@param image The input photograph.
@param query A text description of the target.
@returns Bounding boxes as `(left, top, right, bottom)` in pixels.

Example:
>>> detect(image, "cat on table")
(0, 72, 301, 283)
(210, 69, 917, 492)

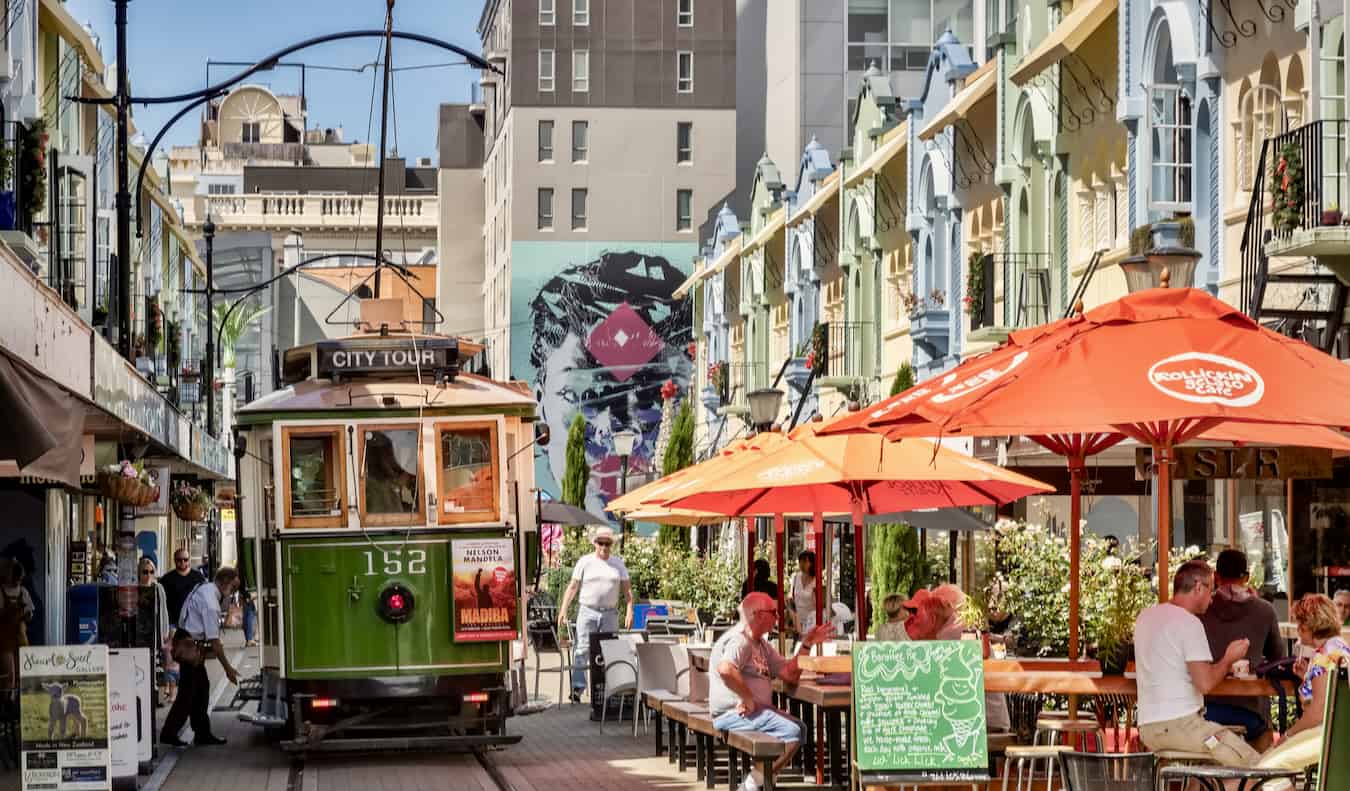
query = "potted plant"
(1324, 203, 1343, 227)
(0, 141, 14, 231)
(1271, 140, 1304, 235)
(785, 338, 812, 390)
(900, 289, 920, 315)
(171, 480, 213, 522)
(97, 460, 158, 507)
(708, 361, 728, 401)
(17, 121, 46, 226)
(91, 298, 108, 328)
(965, 251, 986, 319)
(929, 289, 947, 309)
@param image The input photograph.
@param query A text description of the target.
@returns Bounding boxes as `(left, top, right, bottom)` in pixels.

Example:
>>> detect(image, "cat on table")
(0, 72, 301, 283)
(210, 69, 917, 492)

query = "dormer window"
(242, 122, 261, 143)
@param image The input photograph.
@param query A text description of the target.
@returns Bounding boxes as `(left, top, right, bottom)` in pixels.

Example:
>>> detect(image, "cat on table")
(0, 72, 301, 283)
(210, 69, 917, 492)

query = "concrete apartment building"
(167, 85, 441, 400)
(476, 0, 736, 514)
(737, 0, 978, 205)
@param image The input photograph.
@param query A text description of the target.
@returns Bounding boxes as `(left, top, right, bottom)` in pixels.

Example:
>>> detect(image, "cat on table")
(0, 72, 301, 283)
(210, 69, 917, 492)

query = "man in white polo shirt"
(1135, 559, 1259, 766)
(557, 527, 633, 702)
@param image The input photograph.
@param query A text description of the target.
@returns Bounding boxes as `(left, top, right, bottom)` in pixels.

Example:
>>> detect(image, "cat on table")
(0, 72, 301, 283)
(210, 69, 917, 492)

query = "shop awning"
(741, 207, 785, 256)
(1010, 0, 1117, 86)
(673, 236, 743, 299)
(846, 121, 908, 187)
(787, 170, 840, 226)
(0, 351, 84, 488)
(919, 60, 996, 141)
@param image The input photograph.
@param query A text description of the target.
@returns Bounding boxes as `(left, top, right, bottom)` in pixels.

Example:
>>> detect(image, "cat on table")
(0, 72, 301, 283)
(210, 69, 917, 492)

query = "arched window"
(1147, 21, 1192, 213)
(1238, 83, 1286, 193)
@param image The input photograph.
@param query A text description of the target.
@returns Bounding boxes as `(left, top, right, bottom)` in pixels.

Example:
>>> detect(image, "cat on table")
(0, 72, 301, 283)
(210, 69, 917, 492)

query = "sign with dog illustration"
(19, 645, 111, 791)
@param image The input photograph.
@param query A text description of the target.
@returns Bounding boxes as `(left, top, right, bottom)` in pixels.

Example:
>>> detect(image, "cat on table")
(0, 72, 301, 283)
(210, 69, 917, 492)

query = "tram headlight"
(377, 583, 415, 624)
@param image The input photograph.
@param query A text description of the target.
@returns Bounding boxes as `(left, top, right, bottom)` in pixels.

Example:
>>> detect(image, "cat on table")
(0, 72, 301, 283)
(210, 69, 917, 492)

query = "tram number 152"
(363, 548, 428, 576)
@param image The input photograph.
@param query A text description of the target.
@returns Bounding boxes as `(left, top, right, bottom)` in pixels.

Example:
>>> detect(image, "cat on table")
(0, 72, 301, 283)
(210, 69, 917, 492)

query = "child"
(874, 593, 910, 641)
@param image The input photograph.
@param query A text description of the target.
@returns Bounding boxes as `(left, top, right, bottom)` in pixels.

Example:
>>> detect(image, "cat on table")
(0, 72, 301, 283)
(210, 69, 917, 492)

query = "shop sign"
(1134, 446, 1333, 480)
(19, 645, 111, 791)
(188, 425, 231, 479)
(450, 538, 517, 642)
(91, 337, 177, 452)
(107, 649, 151, 784)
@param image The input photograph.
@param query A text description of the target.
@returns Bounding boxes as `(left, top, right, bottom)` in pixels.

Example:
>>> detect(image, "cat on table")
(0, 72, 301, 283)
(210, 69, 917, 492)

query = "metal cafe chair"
(1056, 750, 1156, 791)
(527, 620, 575, 707)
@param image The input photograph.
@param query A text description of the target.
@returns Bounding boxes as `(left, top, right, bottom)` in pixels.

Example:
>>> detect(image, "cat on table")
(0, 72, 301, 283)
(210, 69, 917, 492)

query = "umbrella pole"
(747, 520, 756, 593)
(812, 511, 826, 788)
(1068, 454, 1085, 662)
(775, 513, 786, 654)
(853, 500, 867, 641)
(1157, 444, 1173, 602)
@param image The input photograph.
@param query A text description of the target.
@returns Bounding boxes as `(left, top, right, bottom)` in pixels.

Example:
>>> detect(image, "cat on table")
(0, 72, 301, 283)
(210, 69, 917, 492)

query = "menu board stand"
(851, 641, 990, 786)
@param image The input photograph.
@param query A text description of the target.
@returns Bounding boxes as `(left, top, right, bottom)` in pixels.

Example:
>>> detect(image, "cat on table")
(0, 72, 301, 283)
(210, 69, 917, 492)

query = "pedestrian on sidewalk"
(160, 550, 206, 627)
(160, 566, 241, 747)
(556, 527, 633, 703)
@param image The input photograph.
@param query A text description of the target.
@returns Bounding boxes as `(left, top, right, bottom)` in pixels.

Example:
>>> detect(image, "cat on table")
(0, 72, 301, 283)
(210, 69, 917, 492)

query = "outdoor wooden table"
(688, 647, 711, 673)
(774, 677, 852, 791)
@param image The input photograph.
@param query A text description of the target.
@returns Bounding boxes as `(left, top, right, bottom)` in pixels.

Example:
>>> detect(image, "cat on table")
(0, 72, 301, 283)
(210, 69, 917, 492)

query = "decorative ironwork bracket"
(1199, 0, 1296, 50)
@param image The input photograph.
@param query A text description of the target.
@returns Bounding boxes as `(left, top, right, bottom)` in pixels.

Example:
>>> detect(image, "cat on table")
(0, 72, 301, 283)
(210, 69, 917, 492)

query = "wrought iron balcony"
(823, 321, 873, 382)
(996, 252, 1053, 329)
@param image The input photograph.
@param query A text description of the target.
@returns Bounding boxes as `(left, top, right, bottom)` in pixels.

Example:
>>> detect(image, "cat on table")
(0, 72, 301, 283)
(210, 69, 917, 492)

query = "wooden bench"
(642, 690, 683, 757)
(663, 701, 706, 775)
(686, 710, 724, 788)
(723, 729, 791, 791)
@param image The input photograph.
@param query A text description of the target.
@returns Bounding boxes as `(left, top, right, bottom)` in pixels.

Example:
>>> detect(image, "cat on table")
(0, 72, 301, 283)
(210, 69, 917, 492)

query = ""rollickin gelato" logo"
(1147, 352, 1265, 407)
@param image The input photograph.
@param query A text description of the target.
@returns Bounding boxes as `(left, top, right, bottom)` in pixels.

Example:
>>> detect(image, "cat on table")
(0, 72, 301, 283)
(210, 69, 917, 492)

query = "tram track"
(284, 747, 516, 791)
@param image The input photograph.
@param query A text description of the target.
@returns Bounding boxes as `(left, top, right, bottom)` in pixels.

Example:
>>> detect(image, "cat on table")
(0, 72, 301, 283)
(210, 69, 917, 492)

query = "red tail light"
(463, 692, 489, 704)
(310, 698, 339, 709)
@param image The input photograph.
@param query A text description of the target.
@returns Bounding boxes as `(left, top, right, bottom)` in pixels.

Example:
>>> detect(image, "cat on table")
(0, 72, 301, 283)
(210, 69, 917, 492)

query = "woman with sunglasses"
(139, 559, 172, 701)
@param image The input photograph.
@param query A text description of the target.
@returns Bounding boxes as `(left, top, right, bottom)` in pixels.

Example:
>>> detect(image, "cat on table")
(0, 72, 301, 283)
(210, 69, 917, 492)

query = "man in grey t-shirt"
(710, 592, 833, 791)
(557, 527, 633, 701)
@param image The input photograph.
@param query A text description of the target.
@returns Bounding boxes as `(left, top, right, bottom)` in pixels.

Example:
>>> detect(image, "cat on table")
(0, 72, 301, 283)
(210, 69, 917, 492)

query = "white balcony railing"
(182, 193, 438, 230)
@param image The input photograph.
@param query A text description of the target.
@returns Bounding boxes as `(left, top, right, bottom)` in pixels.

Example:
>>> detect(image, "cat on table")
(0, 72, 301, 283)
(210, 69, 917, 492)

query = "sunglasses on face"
(140, 568, 154, 575)
(595, 541, 612, 547)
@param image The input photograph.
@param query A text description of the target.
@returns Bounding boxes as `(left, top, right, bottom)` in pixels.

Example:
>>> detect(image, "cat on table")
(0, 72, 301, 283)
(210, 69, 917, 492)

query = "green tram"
(235, 325, 539, 754)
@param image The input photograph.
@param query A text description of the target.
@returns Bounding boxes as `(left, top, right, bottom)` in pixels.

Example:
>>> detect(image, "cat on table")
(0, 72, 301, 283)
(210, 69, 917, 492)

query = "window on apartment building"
(573, 50, 590, 92)
(207, 183, 238, 195)
(538, 120, 554, 161)
(676, 122, 693, 163)
(572, 121, 589, 162)
(538, 188, 554, 229)
(574, 0, 590, 25)
(678, 0, 693, 26)
(571, 188, 588, 230)
(539, 49, 556, 92)
(845, 1, 973, 72)
(676, 189, 693, 231)
(677, 51, 694, 93)
(241, 121, 261, 143)
(540, 0, 556, 25)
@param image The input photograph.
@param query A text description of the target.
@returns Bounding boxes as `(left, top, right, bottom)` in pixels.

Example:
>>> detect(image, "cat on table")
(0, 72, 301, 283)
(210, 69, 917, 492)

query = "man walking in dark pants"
(161, 567, 241, 747)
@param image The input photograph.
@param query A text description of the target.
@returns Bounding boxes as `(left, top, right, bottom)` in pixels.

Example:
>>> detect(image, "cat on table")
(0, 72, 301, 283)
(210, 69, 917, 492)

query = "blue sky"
(66, 0, 483, 163)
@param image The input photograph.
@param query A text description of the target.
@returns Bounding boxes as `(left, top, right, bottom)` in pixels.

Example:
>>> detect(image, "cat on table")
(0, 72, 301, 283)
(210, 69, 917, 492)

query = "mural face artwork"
(513, 243, 695, 517)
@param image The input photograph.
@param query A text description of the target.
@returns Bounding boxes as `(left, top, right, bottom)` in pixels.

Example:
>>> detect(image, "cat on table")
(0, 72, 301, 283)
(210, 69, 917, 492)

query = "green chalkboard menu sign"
(851, 640, 989, 783)
(1318, 664, 1350, 791)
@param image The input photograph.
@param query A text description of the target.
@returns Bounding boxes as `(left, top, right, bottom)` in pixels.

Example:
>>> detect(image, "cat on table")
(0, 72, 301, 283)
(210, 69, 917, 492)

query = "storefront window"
(284, 427, 346, 527)
(436, 423, 500, 524)
(361, 427, 423, 523)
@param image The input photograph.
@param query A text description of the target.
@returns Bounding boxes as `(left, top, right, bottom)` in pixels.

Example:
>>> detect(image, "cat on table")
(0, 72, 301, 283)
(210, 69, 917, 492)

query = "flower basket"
(173, 500, 211, 522)
(137, 485, 161, 508)
(97, 471, 149, 506)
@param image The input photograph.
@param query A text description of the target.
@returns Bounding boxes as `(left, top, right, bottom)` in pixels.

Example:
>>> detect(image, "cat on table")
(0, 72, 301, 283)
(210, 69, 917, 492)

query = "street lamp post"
(747, 387, 785, 434)
(612, 429, 637, 550)
(203, 215, 216, 436)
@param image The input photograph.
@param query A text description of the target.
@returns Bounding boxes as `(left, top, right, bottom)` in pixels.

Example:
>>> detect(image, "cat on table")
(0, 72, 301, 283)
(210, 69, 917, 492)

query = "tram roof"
(236, 373, 535, 424)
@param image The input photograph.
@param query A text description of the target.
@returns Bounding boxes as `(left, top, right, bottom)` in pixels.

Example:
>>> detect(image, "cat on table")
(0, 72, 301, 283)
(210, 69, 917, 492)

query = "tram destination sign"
(317, 339, 458, 377)
(1134, 445, 1333, 480)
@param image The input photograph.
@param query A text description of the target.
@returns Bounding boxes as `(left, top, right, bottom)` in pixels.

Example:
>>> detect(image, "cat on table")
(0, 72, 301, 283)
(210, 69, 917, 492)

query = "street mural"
(511, 242, 695, 518)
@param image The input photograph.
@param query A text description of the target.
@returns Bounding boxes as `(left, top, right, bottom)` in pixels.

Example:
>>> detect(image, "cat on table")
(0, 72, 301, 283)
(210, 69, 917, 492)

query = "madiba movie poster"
(451, 538, 517, 642)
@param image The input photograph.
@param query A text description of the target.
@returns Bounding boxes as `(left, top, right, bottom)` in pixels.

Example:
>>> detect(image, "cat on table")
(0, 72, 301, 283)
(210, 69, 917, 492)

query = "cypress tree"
(868, 522, 923, 631)
(891, 361, 915, 396)
(659, 399, 695, 549)
(561, 414, 590, 509)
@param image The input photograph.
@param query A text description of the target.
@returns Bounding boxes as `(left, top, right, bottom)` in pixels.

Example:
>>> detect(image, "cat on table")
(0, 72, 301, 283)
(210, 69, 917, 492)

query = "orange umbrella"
(825, 287, 1350, 657)
(605, 431, 791, 514)
(663, 421, 1054, 639)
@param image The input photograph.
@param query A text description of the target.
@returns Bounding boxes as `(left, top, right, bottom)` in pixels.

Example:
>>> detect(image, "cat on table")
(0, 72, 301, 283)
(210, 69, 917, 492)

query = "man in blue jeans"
(710, 591, 833, 791)
(557, 527, 634, 702)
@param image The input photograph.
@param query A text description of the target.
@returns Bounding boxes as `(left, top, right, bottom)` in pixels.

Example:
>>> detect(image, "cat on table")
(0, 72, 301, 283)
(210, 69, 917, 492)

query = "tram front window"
(437, 423, 500, 523)
(290, 435, 342, 517)
(363, 428, 421, 516)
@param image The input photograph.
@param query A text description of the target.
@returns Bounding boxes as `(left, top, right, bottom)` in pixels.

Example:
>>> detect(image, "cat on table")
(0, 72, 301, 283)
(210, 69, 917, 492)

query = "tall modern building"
(737, 0, 977, 210)
(476, 0, 737, 515)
